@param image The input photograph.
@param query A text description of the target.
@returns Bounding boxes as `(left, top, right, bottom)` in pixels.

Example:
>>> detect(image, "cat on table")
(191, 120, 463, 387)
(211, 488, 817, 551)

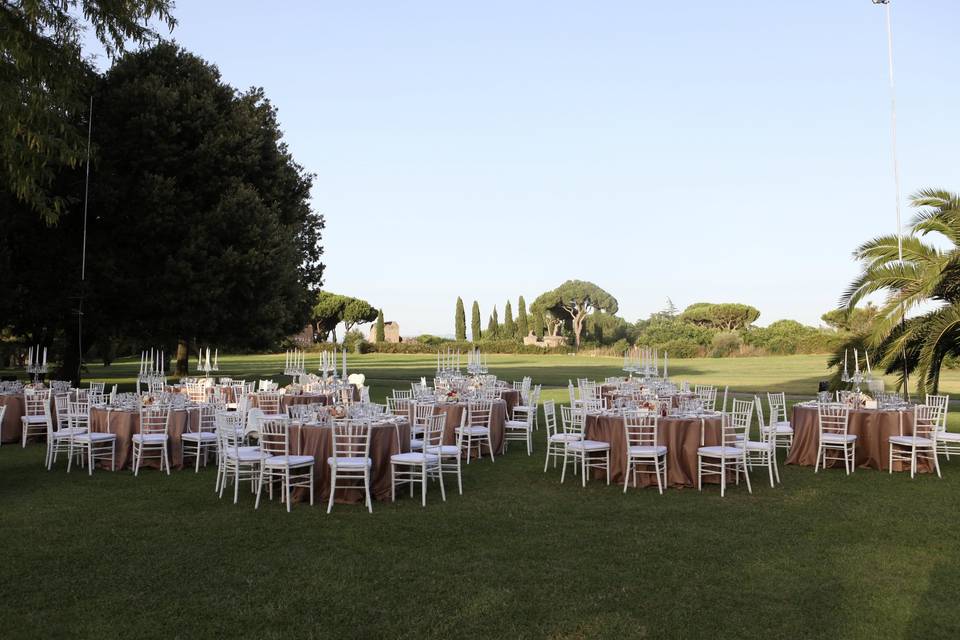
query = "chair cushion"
(889, 435, 934, 447)
(821, 433, 857, 444)
(762, 424, 794, 434)
(424, 444, 460, 456)
(627, 445, 667, 456)
(549, 433, 582, 443)
(327, 456, 372, 468)
(567, 439, 610, 452)
(459, 426, 490, 436)
(264, 455, 314, 467)
(938, 431, 960, 442)
(697, 445, 745, 457)
(52, 427, 86, 438)
(22, 415, 47, 424)
(391, 452, 439, 464)
(744, 440, 772, 451)
(226, 449, 268, 462)
(132, 433, 167, 444)
(410, 439, 424, 450)
(504, 420, 530, 430)
(74, 432, 116, 442)
(261, 413, 287, 421)
(181, 431, 217, 441)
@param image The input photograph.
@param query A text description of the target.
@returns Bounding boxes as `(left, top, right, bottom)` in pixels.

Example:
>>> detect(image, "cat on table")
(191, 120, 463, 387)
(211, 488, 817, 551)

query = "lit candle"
(865, 349, 871, 374)
(43, 347, 47, 366)
(214, 349, 218, 368)
(854, 349, 859, 373)
(27, 346, 32, 367)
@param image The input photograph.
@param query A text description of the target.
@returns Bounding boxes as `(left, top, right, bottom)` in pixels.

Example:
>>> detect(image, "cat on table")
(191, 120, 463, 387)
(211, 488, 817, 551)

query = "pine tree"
(487, 306, 499, 339)
(517, 296, 529, 338)
(375, 309, 385, 342)
(503, 300, 515, 339)
(455, 297, 466, 341)
(471, 301, 482, 342)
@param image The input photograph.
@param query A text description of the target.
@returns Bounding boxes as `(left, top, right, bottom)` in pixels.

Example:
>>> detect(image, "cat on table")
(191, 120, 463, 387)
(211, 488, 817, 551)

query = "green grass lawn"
(3, 353, 960, 638)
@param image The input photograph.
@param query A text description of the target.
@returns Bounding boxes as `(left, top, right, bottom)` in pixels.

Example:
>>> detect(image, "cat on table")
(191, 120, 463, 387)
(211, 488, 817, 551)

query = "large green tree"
(471, 301, 481, 342)
(375, 309, 385, 342)
(1, 0, 176, 224)
(839, 188, 960, 393)
(454, 297, 466, 341)
(90, 44, 324, 373)
(680, 303, 760, 331)
(342, 298, 377, 335)
(531, 280, 618, 347)
(487, 307, 499, 339)
(821, 303, 879, 334)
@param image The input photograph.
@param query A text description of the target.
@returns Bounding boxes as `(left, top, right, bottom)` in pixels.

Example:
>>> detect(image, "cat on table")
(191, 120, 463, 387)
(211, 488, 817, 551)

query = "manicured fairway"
(2, 353, 959, 638)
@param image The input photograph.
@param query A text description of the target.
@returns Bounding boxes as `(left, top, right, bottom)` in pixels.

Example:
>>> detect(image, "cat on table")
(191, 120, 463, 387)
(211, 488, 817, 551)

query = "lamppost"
(872, 0, 909, 398)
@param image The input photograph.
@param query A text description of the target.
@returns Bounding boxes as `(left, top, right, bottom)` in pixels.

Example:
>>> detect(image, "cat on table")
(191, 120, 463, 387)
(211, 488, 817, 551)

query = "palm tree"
(840, 189, 960, 393)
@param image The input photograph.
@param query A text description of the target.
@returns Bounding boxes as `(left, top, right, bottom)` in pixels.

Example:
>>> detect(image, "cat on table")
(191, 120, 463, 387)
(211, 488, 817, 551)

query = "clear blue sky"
(88, 1, 960, 336)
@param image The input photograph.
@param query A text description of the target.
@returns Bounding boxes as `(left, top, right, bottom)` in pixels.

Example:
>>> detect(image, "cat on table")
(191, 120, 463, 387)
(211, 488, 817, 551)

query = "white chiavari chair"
(410, 402, 436, 451)
(542, 400, 576, 472)
(512, 384, 541, 431)
(327, 419, 373, 513)
(66, 399, 115, 475)
(424, 413, 464, 495)
(181, 402, 218, 472)
(720, 386, 729, 414)
(745, 396, 780, 487)
(47, 392, 81, 470)
(133, 404, 171, 476)
(256, 417, 315, 511)
(697, 399, 752, 497)
(20, 388, 51, 447)
(216, 410, 267, 503)
(889, 404, 942, 479)
(926, 394, 956, 460)
(623, 411, 667, 494)
(391, 413, 445, 507)
(561, 406, 610, 487)
(504, 399, 535, 455)
(765, 392, 795, 450)
(88, 381, 105, 395)
(816, 403, 855, 475)
(457, 399, 495, 463)
(256, 391, 287, 422)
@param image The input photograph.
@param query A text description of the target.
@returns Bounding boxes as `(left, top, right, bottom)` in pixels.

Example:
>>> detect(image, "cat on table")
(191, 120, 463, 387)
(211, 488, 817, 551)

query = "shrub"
(660, 338, 702, 359)
(342, 329, 369, 354)
(710, 332, 742, 358)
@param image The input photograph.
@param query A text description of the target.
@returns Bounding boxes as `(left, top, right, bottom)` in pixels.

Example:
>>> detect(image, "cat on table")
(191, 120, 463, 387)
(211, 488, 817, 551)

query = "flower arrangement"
(445, 390, 459, 403)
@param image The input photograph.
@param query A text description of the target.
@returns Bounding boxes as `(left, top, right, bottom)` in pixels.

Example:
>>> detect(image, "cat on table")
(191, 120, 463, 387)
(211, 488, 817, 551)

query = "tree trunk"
(573, 312, 586, 348)
(176, 338, 189, 376)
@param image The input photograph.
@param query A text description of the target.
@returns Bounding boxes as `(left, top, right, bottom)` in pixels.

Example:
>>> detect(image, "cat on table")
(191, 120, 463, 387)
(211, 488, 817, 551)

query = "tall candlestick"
(854, 349, 859, 373)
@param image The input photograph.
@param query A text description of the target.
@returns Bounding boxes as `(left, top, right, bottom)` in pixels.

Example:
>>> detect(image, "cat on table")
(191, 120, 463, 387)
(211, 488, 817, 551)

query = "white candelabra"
(436, 348, 461, 374)
(841, 348, 873, 396)
(623, 346, 667, 379)
(198, 346, 219, 376)
(138, 348, 166, 390)
(25, 344, 48, 382)
(465, 348, 487, 375)
(319, 347, 349, 380)
(284, 348, 306, 378)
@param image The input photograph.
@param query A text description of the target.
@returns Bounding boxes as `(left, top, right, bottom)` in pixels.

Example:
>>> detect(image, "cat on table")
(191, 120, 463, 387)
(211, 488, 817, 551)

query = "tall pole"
(873, 0, 909, 397)
(77, 95, 93, 384)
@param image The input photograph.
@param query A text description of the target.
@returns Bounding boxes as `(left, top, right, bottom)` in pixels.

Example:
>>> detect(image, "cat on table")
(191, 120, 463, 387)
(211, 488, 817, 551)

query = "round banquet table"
(89, 406, 200, 470)
(599, 386, 694, 410)
(286, 418, 411, 504)
(785, 404, 930, 473)
(584, 412, 724, 488)
(0, 393, 26, 444)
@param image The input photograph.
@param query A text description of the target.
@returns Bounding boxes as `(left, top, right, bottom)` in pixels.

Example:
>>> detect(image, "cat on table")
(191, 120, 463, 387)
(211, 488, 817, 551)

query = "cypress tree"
(503, 300, 515, 339)
(517, 296, 528, 338)
(533, 308, 546, 339)
(375, 309, 385, 342)
(487, 306, 499, 339)
(471, 301, 482, 342)
(455, 297, 466, 341)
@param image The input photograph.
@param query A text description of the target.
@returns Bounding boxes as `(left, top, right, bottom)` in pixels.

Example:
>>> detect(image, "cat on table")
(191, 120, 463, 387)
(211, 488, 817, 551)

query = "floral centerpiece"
(445, 390, 459, 403)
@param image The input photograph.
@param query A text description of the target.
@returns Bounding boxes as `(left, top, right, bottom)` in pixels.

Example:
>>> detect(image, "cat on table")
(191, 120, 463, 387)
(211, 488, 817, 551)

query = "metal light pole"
(872, 0, 909, 397)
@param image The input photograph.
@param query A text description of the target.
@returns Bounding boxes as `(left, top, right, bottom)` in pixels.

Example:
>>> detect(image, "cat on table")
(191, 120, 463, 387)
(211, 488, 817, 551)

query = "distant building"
(290, 324, 314, 346)
(369, 321, 402, 343)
